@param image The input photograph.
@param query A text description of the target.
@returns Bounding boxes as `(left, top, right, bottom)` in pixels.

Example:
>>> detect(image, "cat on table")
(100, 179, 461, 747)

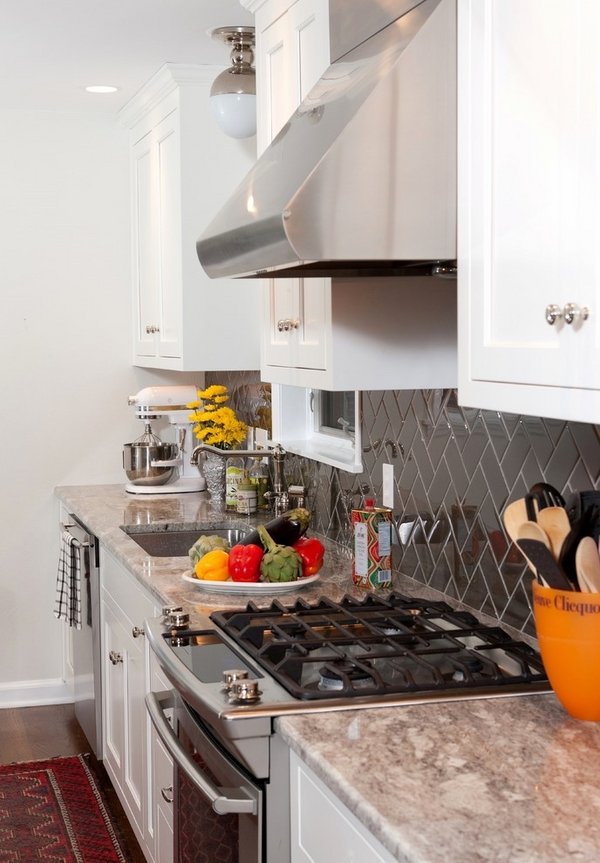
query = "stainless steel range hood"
(197, 0, 456, 279)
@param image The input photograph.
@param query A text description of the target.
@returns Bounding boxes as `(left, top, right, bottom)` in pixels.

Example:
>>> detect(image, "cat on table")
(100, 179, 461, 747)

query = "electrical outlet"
(255, 427, 268, 449)
(382, 463, 394, 509)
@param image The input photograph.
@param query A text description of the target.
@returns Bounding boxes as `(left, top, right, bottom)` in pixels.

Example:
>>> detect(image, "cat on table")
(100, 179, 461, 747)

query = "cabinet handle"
(109, 650, 123, 665)
(545, 304, 562, 325)
(563, 303, 589, 325)
(132, 626, 145, 639)
(145, 325, 160, 334)
(161, 785, 174, 804)
(276, 318, 300, 332)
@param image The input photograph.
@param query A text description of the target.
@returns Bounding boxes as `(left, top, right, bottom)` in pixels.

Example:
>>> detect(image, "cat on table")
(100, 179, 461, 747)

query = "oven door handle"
(145, 691, 257, 816)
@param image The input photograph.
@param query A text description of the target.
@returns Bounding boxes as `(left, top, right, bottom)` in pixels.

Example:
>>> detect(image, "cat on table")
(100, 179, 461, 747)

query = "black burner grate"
(210, 593, 548, 701)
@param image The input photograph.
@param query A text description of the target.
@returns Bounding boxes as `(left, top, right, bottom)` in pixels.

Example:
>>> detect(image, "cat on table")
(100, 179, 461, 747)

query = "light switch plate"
(382, 463, 394, 509)
(255, 427, 269, 449)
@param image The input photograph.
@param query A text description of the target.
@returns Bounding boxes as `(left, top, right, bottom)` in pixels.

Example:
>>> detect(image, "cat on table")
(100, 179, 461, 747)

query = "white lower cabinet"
(290, 752, 396, 863)
(100, 548, 172, 863)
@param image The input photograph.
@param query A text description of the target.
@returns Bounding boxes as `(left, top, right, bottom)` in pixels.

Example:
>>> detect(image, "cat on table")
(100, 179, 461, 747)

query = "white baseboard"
(0, 678, 74, 709)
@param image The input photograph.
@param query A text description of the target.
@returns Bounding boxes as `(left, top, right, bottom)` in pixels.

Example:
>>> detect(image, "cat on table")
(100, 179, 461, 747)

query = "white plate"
(181, 572, 320, 594)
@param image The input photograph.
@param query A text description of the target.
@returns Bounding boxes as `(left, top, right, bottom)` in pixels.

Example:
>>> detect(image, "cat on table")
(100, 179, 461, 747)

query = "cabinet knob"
(145, 324, 160, 334)
(109, 650, 123, 665)
(545, 304, 562, 325)
(563, 303, 589, 325)
(131, 626, 145, 639)
(277, 318, 300, 332)
(161, 786, 174, 804)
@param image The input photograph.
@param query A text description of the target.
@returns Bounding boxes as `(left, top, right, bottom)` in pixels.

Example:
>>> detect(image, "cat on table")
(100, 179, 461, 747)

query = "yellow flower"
(198, 385, 228, 401)
(188, 385, 247, 450)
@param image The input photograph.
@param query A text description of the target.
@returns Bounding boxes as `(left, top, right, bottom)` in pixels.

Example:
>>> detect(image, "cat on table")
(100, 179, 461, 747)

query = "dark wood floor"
(0, 703, 146, 862)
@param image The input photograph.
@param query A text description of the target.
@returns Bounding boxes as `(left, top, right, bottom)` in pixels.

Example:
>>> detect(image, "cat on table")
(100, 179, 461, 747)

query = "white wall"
(0, 109, 200, 704)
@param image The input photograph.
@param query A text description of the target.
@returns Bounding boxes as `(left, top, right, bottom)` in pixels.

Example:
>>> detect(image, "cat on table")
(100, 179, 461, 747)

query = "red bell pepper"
(292, 536, 325, 577)
(228, 543, 264, 582)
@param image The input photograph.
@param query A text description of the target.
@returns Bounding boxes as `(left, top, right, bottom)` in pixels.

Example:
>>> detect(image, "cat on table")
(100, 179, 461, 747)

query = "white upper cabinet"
(458, 0, 600, 422)
(250, 0, 457, 391)
(254, 0, 330, 153)
(254, 0, 333, 386)
(121, 64, 261, 371)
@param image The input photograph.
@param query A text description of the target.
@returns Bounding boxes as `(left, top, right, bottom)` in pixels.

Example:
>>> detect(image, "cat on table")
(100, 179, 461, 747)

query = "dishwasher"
(62, 514, 102, 758)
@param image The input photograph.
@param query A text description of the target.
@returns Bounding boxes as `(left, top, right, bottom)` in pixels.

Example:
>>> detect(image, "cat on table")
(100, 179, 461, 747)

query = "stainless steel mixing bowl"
(123, 442, 178, 486)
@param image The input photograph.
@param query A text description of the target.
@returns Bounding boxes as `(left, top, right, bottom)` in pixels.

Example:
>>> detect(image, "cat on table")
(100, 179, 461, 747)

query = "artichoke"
(188, 534, 230, 567)
(257, 524, 303, 583)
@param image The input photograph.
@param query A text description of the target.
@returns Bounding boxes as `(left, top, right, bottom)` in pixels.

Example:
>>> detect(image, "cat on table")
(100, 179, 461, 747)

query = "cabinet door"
(101, 597, 146, 841)
(288, 0, 330, 104)
(264, 279, 299, 366)
(258, 11, 293, 150)
(102, 600, 126, 788)
(155, 112, 182, 360)
(288, 0, 329, 372)
(101, 549, 156, 855)
(458, 0, 600, 419)
(132, 112, 182, 362)
(132, 132, 159, 358)
(295, 278, 328, 369)
(258, 0, 330, 378)
(290, 752, 396, 863)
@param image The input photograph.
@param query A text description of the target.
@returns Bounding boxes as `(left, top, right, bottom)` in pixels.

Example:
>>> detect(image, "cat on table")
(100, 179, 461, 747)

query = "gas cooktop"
(209, 592, 549, 702)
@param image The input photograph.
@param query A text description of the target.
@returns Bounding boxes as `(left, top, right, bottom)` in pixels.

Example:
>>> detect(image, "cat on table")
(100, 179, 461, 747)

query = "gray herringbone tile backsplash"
(210, 372, 600, 636)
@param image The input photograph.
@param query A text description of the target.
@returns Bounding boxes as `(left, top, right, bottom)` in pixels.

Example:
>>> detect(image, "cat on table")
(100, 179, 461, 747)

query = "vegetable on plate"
(257, 524, 303, 583)
(239, 508, 311, 550)
(293, 536, 325, 577)
(189, 534, 230, 566)
(193, 548, 230, 581)
(228, 544, 264, 583)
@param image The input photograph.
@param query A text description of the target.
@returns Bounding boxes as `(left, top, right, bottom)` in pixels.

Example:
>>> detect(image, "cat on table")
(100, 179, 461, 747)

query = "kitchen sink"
(121, 524, 250, 557)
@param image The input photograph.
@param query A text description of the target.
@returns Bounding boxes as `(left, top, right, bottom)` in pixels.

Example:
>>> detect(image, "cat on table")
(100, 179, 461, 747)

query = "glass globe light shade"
(209, 27, 256, 139)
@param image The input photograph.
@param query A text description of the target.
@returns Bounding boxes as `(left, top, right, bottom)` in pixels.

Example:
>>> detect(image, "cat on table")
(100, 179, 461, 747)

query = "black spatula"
(517, 539, 573, 590)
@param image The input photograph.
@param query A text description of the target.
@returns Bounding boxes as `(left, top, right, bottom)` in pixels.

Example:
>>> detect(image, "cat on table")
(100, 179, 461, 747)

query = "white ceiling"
(2, 0, 253, 113)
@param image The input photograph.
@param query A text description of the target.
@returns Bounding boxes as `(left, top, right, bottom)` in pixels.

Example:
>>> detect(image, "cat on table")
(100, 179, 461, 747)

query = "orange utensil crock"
(532, 579, 600, 721)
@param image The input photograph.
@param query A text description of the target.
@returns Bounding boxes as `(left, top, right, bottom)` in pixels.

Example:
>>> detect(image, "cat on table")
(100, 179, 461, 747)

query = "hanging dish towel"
(54, 530, 82, 629)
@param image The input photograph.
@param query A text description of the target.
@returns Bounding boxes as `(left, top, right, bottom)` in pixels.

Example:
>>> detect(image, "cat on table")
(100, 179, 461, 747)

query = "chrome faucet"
(190, 442, 289, 516)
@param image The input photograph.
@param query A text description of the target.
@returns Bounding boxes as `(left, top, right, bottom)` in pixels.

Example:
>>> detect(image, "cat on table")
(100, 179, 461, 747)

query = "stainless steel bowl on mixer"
(123, 442, 178, 486)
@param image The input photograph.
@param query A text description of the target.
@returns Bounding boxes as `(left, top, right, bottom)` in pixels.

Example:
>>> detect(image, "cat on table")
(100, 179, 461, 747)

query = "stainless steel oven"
(145, 592, 551, 863)
(146, 691, 265, 863)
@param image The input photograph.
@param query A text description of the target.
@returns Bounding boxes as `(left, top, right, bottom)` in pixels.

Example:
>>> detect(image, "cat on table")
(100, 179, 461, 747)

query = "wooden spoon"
(518, 521, 551, 547)
(503, 498, 529, 544)
(537, 506, 571, 560)
(575, 537, 600, 593)
(516, 521, 551, 584)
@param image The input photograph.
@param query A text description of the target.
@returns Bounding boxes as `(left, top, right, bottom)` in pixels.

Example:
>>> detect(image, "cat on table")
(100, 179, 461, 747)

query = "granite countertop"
(55, 484, 600, 863)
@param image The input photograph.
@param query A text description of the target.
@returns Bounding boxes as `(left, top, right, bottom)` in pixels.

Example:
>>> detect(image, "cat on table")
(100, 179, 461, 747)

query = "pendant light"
(209, 26, 256, 139)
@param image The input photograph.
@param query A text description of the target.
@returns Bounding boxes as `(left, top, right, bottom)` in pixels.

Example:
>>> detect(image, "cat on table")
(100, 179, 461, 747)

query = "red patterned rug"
(0, 754, 127, 862)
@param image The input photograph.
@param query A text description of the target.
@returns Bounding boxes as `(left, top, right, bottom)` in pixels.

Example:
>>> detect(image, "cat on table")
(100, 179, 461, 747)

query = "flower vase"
(202, 452, 226, 501)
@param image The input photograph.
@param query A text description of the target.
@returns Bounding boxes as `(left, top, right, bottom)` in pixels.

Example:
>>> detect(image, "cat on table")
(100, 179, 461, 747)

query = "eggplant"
(239, 508, 311, 549)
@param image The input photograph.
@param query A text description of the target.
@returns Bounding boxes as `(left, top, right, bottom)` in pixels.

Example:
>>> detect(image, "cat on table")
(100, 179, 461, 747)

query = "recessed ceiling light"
(85, 85, 119, 94)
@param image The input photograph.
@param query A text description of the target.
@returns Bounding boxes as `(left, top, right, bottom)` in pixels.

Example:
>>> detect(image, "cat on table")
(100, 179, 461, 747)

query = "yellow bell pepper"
(194, 548, 230, 581)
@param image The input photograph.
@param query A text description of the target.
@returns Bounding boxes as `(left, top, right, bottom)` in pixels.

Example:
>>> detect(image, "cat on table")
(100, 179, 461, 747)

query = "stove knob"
(222, 669, 249, 692)
(162, 605, 183, 619)
(229, 679, 262, 703)
(169, 611, 190, 629)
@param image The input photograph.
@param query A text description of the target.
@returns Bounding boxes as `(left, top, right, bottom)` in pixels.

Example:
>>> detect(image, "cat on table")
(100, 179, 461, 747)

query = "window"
(270, 384, 362, 473)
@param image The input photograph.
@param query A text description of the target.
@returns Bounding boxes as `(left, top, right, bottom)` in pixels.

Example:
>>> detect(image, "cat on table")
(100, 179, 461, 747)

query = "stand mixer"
(124, 385, 206, 494)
